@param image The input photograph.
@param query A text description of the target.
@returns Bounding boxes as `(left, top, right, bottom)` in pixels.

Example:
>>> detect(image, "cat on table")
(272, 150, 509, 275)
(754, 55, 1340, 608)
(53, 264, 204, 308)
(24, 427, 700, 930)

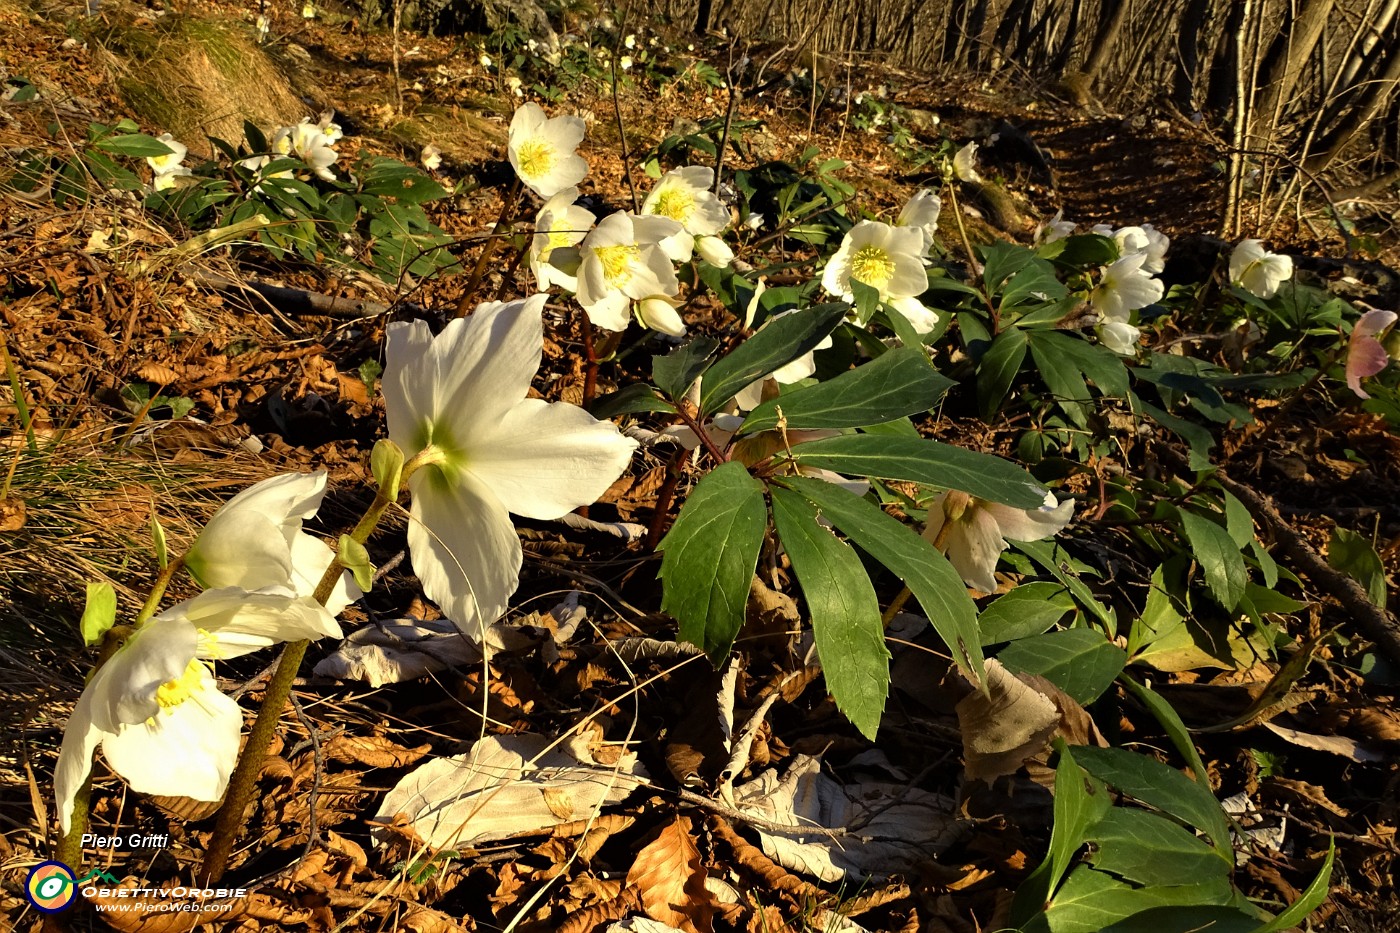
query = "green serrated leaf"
(1101, 906, 1261, 933)
(338, 535, 374, 593)
(770, 486, 889, 739)
(1327, 526, 1387, 607)
(1177, 508, 1247, 611)
(81, 582, 118, 647)
(997, 628, 1126, 704)
(1088, 807, 1227, 886)
(699, 303, 848, 413)
(978, 582, 1074, 644)
(780, 475, 983, 684)
(1031, 866, 1237, 933)
(92, 133, 176, 158)
(658, 462, 768, 662)
(740, 347, 951, 434)
(590, 382, 678, 418)
(1118, 675, 1211, 788)
(1030, 331, 1091, 428)
(1072, 745, 1233, 857)
(653, 336, 720, 401)
(790, 434, 1047, 508)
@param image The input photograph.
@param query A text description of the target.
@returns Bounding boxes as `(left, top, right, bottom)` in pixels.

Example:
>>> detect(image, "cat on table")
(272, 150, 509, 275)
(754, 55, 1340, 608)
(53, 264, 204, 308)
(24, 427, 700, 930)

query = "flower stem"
(200, 480, 399, 884)
(456, 178, 523, 317)
(882, 519, 954, 624)
(134, 555, 185, 627)
(644, 447, 689, 550)
(581, 314, 599, 408)
(55, 775, 92, 869)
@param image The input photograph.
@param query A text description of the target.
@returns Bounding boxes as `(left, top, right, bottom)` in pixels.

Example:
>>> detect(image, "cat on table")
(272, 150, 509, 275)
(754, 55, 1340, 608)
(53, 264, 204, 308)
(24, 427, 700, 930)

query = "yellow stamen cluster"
(154, 660, 207, 710)
(516, 138, 556, 179)
(594, 243, 640, 286)
(651, 185, 695, 223)
(850, 245, 896, 290)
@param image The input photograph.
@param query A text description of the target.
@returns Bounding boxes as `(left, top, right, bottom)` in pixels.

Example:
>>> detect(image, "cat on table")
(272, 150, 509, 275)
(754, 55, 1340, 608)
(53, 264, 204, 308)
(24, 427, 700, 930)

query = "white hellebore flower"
(383, 295, 636, 633)
(952, 141, 983, 183)
(1230, 239, 1293, 299)
(54, 589, 340, 834)
(1089, 251, 1164, 320)
(1037, 210, 1076, 244)
(147, 133, 191, 191)
(924, 490, 1074, 594)
(316, 110, 344, 145)
(641, 165, 730, 263)
(530, 187, 596, 292)
(897, 188, 941, 257)
(272, 121, 338, 182)
(421, 143, 443, 172)
(184, 471, 361, 618)
(823, 220, 939, 333)
(507, 102, 588, 199)
(1092, 223, 1170, 274)
(576, 211, 682, 331)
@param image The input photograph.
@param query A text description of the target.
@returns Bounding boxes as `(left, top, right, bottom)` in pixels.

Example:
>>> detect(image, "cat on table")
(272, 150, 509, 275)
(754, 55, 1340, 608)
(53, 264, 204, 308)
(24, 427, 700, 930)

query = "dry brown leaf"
(626, 815, 718, 933)
(956, 660, 1061, 783)
(133, 362, 181, 385)
(543, 786, 576, 820)
(144, 794, 223, 821)
(325, 734, 432, 769)
(402, 907, 473, 932)
(0, 496, 26, 531)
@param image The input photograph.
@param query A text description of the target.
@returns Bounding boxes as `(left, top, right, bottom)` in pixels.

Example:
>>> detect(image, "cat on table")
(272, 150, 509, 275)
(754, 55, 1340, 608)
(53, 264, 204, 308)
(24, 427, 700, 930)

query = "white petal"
(889, 295, 941, 334)
(101, 669, 242, 803)
(288, 530, 361, 614)
(1099, 321, 1141, 355)
(697, 235, 734, 267)
(407, 470, 522, 632)
(983, 494, 1074, 542)
(185, 509, 292, 591)
(95, 617, 200, 729)
(55, 687, 104, 834)
(945, 509, 1004, 594)
(469, 398, 636, 519)
(166, 586, 343, 659)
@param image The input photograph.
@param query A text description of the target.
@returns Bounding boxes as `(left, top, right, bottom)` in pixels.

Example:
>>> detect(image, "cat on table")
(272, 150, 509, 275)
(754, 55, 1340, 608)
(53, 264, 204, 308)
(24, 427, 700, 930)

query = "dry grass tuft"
(88, 12, 304, 150)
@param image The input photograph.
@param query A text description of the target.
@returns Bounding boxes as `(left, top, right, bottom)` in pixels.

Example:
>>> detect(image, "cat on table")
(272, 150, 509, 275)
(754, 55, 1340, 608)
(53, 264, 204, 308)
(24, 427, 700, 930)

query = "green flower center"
(850, 245, 895, 290)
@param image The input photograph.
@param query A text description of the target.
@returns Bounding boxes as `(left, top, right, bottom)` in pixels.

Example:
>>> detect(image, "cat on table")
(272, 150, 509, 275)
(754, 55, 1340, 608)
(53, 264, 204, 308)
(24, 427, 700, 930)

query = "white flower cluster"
(507, 102, 736, 338)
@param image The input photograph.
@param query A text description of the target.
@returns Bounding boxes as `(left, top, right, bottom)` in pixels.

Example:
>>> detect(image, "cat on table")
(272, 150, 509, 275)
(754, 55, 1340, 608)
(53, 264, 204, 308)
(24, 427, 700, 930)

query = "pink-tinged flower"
(923, 491, 1074, 594)
(1346, 308, 1397, 399)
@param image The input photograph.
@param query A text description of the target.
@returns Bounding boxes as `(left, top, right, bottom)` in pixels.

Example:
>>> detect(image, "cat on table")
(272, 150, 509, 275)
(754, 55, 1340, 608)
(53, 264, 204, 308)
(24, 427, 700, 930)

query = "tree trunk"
(1173, 0, 1211, 108)
(1080, 0, 1132, 82)
(1253, 0, 1336, 131)
(1308, 34, 1400, 171)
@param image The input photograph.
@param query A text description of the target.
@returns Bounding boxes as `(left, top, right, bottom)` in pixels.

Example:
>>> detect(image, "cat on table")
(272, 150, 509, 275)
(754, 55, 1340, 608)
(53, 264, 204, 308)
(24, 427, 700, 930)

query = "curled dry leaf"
(374, 733, 649, 848)
(313, 617, 484, 687)
(325, 734, 433, 769)
(0, 497, 25, 531)
(402, 907, 474, 932)
(956, 659, 1062, 783)
(134, 362, 182, 385)
(730, 755, 962, 883)
(625, 815, 718, 933)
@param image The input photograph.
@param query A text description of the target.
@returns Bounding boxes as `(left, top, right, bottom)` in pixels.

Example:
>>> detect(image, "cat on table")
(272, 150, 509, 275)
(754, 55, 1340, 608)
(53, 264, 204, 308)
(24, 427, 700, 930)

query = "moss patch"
(88, 12, 305, 151)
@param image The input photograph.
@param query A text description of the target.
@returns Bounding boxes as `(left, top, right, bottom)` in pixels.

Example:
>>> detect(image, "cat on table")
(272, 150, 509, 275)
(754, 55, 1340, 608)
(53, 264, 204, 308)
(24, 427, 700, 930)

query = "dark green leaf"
(1117, 675, 1212, 791)
(977, 326, 1029, 421)
(1047, 233, 1119, 269)
(780, 475, 983, 683)
(978, 582, 1074, 645)
(658, 462, 768, 662)
(1014, 539, 1115, 626)
(770, 486, 890, 739)
(699, 303, 848, 414)
(1012, 743, 1112, 924)
(982, 241, 1038, 293)
(997, 628, 1126, 704)
(653, 336, 720, 401)
(740, 347, 951, 434)
(790, 434, 1047, 508)
(92, 133, 176, 158)
(1088, 807, 1227, 886)
(1072, 746, 1233, 857)
(590, 382, 678, 418)
(1031, 867, 1236, 933)
(1001, 258, 1068, 308)
(1102, 906, 1261, 933)
(1327, 527, 1386, 607)
(1030, 332, 1091, 428)
(1177, 508, 1247, 611)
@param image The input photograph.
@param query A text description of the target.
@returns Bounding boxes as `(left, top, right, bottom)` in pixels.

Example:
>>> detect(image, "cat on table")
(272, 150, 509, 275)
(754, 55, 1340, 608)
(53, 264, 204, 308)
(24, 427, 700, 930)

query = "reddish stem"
(644, 447, 689, 549)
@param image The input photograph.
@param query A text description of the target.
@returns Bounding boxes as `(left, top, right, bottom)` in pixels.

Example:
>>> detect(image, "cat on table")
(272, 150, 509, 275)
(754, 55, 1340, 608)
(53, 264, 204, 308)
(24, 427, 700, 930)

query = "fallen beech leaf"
(1262, 722, 1385, 761)
(375, 733, 648, 848)
(325, 734, 432, 769)
(957, 660, 1061, 782)
(402, 907, 472, 932)
(732, 754, 962, 883)
(626, 815, 717, 933)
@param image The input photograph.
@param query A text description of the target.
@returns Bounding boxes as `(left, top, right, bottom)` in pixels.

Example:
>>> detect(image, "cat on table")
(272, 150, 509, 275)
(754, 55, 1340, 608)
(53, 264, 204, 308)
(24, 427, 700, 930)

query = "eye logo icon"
(25, 861, 77, 913)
